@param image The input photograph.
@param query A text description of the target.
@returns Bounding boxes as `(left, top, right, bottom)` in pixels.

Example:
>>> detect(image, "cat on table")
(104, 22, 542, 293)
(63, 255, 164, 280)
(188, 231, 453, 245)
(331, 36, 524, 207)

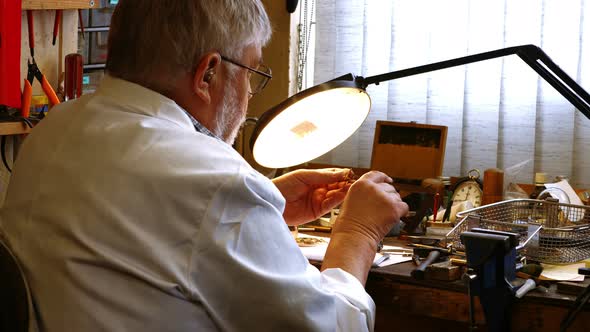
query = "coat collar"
(94, 75, 196, 131)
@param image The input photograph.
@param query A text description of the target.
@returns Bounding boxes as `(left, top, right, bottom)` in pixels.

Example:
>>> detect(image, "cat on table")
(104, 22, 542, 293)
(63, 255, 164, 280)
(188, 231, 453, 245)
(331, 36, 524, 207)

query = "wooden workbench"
(367, 259, 590, 331)
(307, 235, 590, 331)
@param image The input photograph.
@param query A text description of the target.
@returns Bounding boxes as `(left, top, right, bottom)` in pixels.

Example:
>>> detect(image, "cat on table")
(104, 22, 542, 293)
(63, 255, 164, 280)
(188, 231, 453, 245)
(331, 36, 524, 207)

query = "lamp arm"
(357, 44, 590, 120)
(518, 48, 590, 118)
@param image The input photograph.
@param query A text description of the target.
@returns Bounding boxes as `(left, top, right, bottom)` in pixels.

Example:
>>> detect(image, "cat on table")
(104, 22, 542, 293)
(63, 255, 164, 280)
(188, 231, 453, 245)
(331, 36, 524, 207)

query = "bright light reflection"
(253, 87, 371, 168)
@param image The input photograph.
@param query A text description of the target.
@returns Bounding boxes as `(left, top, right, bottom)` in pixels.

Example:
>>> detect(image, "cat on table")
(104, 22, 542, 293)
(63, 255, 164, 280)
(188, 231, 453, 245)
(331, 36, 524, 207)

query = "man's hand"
(322, 171, 409, 284)
(272, 168, 355, 226)
(334, 171, 409, 243)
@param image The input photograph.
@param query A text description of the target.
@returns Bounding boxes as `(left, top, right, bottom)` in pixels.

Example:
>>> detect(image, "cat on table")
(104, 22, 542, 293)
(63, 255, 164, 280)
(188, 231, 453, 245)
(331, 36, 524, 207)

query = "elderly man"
(0, 1, 408, 331)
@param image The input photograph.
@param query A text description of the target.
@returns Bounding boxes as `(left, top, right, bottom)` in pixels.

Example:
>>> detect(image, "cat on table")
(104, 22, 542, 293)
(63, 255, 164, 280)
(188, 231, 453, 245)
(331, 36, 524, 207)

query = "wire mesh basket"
(445, 199, 590, 264)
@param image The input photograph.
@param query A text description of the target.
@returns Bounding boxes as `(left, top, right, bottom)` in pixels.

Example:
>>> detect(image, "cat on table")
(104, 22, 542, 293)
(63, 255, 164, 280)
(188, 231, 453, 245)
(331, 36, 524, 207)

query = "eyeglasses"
(220, 55, 272, 96)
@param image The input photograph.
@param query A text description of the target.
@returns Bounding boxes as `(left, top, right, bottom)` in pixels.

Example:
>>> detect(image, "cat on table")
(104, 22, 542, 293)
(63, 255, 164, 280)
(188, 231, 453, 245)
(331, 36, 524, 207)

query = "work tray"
(445, 199, 590, 264)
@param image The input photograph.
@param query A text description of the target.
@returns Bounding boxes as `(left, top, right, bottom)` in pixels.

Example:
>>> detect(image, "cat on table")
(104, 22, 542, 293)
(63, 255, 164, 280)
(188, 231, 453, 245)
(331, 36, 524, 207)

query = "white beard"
(214, 83, 246, 144)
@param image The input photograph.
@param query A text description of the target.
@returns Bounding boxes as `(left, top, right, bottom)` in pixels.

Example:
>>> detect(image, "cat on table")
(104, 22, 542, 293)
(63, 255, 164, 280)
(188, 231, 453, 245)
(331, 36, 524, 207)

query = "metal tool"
(21, 58, 60, 118)
(297, 226, 332, 233)
(442, 198, 453, 222)
(411, 250, 440, 280)
(407, 243, 465, 257)
(404, 235, 442, 246)
(408, 243, 464, 280)
(515, 279, 536, 298)
(379, 247, 413, 255)
(461, 228, 519, 332)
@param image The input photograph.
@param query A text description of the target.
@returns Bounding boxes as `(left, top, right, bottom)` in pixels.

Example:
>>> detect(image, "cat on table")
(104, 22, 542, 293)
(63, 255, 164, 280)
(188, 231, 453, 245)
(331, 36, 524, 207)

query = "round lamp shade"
(251, 80, 371, 169)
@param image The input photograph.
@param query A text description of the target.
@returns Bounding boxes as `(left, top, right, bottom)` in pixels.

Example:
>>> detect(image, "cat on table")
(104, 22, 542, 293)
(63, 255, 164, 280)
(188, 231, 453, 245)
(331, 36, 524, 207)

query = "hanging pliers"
(21, 58, 60, 118)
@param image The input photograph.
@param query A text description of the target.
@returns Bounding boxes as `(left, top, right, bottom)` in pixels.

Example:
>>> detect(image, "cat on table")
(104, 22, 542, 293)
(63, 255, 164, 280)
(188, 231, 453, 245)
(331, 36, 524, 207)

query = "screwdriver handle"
(411, 250, 440, 280)
(432, 192, 440, 222)
(65, 53, 84, 100)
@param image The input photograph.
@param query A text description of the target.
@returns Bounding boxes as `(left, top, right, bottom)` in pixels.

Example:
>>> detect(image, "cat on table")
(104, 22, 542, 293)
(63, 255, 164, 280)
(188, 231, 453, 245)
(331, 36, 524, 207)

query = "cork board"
(370, 121, 447, 180)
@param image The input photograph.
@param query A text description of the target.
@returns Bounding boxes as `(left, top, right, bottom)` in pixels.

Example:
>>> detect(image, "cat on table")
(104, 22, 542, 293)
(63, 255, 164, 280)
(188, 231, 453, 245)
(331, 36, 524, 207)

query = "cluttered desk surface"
(295, 162, 590, 330)
(301, 232, 590, 331)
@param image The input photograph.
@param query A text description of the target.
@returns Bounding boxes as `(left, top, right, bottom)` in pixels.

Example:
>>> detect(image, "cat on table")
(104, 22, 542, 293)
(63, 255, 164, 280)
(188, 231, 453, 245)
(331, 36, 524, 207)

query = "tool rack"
(0, 1, 101, 136)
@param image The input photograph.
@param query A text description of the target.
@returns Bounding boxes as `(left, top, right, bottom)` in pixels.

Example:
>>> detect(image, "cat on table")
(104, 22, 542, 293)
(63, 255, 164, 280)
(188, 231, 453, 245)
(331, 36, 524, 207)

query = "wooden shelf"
(0, 122, 33, 135)
(23, 0, 101, 10)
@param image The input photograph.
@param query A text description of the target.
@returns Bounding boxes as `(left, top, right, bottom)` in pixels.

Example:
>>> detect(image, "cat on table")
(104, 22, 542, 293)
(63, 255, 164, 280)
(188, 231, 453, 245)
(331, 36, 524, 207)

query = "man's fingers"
(296, 168, 353, 185)
(325, 189, 347, 200)
(320, 194, 345, 215)
(396, 202, 410, 220)
(358, 170, 393, 184)
(373, 182, 397, 192)
(327, 182, 341, 191)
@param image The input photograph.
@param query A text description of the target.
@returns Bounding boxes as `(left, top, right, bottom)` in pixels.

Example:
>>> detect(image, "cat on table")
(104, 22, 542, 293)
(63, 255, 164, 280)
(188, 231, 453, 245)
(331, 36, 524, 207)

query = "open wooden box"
(371, 120, 448, 180)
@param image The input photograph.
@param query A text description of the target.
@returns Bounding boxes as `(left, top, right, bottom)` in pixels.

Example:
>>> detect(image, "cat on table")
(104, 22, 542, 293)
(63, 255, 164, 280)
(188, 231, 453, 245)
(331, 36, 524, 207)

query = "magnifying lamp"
(250, 44, 590, 169)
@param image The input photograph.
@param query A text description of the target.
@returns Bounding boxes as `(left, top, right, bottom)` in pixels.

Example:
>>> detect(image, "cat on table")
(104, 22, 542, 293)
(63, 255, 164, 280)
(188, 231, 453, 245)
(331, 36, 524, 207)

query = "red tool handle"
(65, 53, 84, 100)
(432, 192, 440, 222)
(52, 10, 62, 45)
(21, 80, 32, 118)
(26, 10, 34, 57)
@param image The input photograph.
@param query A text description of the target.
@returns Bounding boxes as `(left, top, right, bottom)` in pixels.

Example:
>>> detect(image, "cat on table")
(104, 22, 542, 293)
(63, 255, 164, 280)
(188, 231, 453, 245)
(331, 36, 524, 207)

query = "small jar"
(530, 172, 547, 199)
(554, 175, 569, 183)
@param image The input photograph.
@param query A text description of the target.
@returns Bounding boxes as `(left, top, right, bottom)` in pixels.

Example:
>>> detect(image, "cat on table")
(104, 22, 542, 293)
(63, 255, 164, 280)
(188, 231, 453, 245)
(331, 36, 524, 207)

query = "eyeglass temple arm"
(355, 44, 590, 120)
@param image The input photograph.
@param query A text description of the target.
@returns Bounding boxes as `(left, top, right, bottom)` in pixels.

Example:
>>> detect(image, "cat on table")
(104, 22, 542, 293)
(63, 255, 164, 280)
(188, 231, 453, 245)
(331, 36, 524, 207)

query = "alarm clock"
(451, 169, 484, 207)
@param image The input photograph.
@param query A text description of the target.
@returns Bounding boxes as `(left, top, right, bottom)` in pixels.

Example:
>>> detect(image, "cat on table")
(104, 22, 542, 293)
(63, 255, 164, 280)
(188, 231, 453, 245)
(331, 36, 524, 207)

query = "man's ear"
(193, 53, 222, 104)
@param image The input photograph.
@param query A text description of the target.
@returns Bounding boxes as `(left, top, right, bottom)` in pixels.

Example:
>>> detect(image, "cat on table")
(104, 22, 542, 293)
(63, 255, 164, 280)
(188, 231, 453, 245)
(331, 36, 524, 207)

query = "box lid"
(370, 121, 447, 180)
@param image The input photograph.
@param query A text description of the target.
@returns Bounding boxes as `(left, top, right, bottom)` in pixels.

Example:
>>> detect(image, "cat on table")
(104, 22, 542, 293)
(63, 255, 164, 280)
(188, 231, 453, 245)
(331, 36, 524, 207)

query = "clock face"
(452, 181, 483, 207)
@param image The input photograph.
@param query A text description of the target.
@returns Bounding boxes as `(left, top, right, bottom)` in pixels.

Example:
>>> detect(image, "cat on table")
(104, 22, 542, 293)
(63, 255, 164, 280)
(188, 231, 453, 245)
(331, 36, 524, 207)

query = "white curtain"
(312, 0, 590, 188)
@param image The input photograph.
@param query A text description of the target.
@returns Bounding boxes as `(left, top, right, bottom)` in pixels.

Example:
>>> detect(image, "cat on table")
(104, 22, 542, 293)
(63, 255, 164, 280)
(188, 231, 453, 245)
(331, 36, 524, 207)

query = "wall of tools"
(0, 1, 98, 205)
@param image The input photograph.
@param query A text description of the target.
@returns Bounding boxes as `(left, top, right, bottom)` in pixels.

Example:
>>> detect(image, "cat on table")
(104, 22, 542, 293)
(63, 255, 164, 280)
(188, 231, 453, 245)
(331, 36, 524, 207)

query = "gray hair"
(106, 0, 272, 92)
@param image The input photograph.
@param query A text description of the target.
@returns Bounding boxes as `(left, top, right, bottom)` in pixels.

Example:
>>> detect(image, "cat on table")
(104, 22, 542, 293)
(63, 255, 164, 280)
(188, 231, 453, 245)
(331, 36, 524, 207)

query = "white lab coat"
(0, 76, 375, 331)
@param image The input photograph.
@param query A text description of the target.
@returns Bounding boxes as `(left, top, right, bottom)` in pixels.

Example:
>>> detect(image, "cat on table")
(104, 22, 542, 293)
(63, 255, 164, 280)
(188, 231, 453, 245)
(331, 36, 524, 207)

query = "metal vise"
(460, 228, 519, 332)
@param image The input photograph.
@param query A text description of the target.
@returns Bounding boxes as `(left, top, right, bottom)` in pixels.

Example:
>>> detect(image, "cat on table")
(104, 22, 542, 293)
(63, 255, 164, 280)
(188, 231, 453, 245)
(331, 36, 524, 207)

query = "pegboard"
(20, 9, 79, 97)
